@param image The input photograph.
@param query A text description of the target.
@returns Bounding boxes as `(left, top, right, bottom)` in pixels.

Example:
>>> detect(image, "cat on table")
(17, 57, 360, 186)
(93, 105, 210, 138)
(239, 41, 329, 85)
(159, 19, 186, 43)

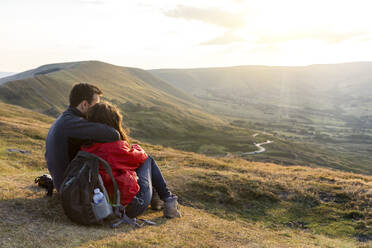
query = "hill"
(0, 61, 239, 152)
(0, 72, 15, 79)
(0, 102, 371, 247)
(1, 60, 370, 175)
(150, 62, 372, 117)
(0, 61, 199, 114)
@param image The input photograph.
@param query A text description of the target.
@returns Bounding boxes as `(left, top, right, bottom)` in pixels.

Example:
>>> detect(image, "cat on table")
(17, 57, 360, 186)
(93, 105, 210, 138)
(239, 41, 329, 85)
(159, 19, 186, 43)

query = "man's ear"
(83, 100, 89, 108)
(82, 100, 90, 112)
(77, 100, 90, 114)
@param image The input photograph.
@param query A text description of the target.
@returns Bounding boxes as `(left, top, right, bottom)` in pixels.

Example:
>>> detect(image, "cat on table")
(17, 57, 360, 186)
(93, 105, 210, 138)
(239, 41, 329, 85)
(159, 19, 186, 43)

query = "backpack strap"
(76, 151, 140, 228)
(77, 151, 121, 206)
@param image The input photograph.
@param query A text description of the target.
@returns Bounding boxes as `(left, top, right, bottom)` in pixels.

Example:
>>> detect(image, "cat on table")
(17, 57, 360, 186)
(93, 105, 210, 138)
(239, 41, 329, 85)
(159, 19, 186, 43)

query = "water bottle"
(93, 188, 104, 204)
(92, 188, 113, 220)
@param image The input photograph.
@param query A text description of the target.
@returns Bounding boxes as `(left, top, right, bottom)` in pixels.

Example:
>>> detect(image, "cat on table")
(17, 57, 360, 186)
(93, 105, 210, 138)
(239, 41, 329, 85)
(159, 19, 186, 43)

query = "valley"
(151, 63, 372, 174)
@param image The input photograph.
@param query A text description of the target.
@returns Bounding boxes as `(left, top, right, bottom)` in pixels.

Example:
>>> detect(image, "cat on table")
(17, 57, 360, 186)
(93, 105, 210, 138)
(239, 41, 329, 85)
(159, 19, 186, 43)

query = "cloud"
(78, 0, 106, 5)
(258, 30, 367, 45)
(200, 31, 246, 45)
(164, 5, 245, 29)
(358, 34, 372, 42)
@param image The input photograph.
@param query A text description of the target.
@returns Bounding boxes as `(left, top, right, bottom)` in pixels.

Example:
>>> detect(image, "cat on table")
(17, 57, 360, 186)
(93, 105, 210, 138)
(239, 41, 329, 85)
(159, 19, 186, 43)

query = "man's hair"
(69, 83, 103, 107)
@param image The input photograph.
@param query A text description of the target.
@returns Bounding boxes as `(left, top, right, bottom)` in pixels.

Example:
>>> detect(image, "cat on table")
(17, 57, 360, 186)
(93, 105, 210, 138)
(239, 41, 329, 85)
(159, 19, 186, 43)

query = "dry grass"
(0, 171, 366, 248)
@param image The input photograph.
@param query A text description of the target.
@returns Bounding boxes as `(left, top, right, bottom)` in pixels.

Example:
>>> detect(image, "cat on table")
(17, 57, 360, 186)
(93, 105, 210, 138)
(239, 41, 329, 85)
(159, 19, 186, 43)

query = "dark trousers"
(125, 156, 171, 218)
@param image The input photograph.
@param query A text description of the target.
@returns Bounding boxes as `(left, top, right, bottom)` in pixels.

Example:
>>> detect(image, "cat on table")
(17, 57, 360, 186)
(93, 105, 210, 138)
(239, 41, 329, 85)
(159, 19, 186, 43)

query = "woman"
(81, 102, 181, 219)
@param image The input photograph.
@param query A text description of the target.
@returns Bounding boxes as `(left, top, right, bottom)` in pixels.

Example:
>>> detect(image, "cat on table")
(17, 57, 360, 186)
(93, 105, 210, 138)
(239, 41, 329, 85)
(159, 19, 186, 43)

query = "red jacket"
(81, 140, 148, 205)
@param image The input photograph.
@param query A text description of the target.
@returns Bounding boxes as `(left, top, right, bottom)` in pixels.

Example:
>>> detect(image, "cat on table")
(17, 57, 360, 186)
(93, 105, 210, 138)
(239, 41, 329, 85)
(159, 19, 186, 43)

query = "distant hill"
(0, 61, 198, 109)
(0, 63, 77, 85)
(150, 62, 372, 118)
(0, 72, 15, 79)
(0, 60, 212, 117)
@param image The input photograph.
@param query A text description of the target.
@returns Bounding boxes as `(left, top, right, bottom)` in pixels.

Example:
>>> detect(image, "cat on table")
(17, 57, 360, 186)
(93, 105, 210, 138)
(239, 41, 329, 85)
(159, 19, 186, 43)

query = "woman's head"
(87, 101, 129, 142)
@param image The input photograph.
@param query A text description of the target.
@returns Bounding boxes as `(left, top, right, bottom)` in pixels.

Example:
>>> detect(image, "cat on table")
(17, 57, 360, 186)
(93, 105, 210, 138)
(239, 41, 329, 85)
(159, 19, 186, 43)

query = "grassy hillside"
(0, 102, 371, 247)
(0, 61, 249, 154)
(0, 61, 200, 115)
(1, 60, 371, 175)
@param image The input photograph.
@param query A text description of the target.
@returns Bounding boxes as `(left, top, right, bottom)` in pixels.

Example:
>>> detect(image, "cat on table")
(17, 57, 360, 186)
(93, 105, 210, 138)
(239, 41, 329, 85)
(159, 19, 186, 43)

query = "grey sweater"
(45, 107, 120, 191)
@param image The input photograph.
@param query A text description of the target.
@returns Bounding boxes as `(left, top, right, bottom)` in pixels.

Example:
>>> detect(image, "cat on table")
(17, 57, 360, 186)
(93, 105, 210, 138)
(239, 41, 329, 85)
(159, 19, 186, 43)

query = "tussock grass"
(0, 171, 366, 248)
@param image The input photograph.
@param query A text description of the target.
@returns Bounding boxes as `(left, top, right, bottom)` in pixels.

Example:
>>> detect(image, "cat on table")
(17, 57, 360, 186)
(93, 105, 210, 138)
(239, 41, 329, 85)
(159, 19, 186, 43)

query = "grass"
(0, 102, 371, 247)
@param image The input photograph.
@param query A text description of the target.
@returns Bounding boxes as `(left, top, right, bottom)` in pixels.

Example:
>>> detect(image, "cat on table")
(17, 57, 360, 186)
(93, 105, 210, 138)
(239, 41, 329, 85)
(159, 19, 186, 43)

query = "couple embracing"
(45, 83, 181, 219)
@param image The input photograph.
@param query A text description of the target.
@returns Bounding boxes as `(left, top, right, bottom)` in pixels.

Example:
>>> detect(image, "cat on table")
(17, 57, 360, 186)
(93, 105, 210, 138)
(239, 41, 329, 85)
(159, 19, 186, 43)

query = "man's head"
(69, 83, 103, 114)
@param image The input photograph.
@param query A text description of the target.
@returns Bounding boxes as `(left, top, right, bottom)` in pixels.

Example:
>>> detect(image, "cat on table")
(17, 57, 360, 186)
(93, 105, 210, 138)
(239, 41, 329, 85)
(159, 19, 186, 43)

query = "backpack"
(60, 150, 139, 228)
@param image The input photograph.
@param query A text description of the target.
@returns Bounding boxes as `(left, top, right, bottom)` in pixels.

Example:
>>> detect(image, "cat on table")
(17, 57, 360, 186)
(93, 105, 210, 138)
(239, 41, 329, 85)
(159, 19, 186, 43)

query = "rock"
(7, 149, 31, 154)
(355, 234, 372, 242)
(286, 221, 309, 229)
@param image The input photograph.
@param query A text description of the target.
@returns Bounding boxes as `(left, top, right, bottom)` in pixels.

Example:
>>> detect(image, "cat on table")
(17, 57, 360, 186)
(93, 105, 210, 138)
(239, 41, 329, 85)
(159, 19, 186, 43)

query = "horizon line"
(3, 59, 372, 74)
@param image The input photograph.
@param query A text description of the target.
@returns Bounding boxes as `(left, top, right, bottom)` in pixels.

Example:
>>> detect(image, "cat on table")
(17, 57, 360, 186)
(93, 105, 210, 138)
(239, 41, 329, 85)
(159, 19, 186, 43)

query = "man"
(45, 83, 120, 192)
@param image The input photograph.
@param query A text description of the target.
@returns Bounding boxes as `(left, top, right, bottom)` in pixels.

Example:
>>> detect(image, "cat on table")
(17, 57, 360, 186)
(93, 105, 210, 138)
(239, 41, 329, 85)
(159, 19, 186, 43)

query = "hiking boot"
(150, 189, 164, 210)
(163, 195, 181, 218)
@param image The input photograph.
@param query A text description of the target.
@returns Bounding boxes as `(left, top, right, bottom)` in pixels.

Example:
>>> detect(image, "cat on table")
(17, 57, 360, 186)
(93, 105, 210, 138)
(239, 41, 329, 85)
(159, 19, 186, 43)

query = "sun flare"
(1, 0, 372, 71)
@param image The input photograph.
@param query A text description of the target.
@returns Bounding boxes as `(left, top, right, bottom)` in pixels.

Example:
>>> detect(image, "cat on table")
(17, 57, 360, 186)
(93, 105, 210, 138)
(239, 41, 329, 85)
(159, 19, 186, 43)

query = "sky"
(1, 0, 372, 72)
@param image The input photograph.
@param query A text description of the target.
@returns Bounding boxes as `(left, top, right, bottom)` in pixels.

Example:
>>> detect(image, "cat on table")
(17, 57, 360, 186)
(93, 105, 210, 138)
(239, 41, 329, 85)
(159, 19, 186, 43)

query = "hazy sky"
(1, 0, 372, 72)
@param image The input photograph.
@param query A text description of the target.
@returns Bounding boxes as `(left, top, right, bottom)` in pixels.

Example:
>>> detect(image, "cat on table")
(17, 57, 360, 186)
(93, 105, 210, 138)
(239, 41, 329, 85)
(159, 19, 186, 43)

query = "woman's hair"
(87, 101, 130, 143)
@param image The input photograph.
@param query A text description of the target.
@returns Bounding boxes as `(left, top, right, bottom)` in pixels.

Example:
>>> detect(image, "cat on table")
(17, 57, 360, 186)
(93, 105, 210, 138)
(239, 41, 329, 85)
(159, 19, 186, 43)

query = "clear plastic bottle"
(93, 188, 104, 204)
(92, 187, 113, 220)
